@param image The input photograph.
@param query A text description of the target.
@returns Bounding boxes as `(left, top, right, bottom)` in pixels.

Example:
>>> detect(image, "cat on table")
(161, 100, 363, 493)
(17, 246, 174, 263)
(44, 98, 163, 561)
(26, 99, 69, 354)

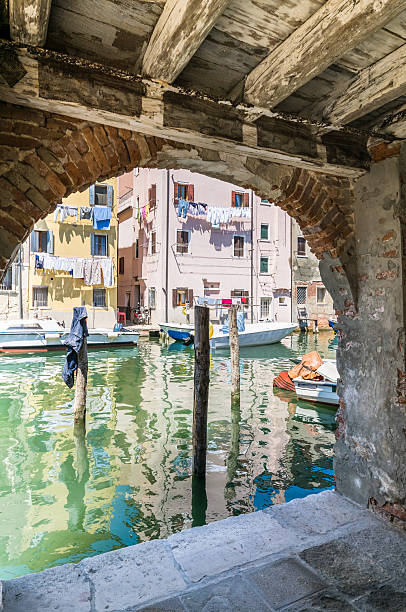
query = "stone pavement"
(2, 491, 406, 611)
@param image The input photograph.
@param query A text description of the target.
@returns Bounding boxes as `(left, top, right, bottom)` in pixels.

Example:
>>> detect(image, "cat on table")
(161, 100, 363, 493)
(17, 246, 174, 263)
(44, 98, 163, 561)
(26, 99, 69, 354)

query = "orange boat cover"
(288, 351, 323, 380)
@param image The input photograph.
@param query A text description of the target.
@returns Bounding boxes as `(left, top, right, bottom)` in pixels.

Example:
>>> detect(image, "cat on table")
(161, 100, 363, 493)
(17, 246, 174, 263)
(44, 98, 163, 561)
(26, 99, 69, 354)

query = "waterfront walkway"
(3, 491, 406, 611)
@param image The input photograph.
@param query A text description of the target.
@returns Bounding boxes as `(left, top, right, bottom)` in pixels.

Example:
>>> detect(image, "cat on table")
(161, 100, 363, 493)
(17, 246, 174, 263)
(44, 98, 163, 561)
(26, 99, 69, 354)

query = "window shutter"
(244, 193, 249, 208)
(173, 182, 179, 205)
(30, 230, 38, 253)
(91, 234, 95, 256)
(148, 187, 152, 205)
(11, 263, 16, 289)
(231, 191, 236, 206)
(187, 184, 194, 202)
(172, 289, 177, 307)
(151, 184, 157, 206)
(47, 231, 54, 254)
(89, 185, 95, 205)
(107, 185, 113, 207)
(188, 288, 193, 305)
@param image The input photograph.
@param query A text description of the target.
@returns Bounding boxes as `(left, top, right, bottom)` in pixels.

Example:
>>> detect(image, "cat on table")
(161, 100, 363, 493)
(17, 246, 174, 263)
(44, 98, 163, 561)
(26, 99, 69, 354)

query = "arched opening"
(1, 101, 405, 524)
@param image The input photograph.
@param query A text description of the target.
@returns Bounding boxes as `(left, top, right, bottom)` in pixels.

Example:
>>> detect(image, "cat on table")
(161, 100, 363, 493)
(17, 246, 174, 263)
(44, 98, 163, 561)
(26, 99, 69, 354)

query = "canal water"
(0, 332, 337, 579)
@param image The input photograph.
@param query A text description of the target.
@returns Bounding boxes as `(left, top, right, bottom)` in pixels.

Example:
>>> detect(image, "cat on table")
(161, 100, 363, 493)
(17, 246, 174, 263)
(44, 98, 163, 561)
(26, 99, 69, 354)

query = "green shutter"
(47, 231, 54, 254)
(107, 185, 113, 207)
(89, 185, 95, 205)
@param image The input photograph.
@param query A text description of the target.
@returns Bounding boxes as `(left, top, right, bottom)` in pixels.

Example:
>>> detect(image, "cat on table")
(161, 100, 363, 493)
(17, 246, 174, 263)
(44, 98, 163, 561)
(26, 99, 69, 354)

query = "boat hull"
(210, 324, 296, 349)
(159, 323, 194, 342)
(0, 332, 139, 353)
(293, 378, 339, 406)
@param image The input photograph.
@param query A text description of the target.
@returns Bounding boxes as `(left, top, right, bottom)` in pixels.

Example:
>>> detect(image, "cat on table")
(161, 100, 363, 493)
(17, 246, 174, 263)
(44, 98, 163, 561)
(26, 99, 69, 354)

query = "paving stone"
(355, 579, 406, 612)
(246, 558, 326, 609)
(340, 525, 406, 578)
(168, 511, 297, 582)
(137, 596, 186, 611)
(3, 563, 91, 612)
(80, 540, 187, 611)
(268, 491, 370, 536)
(300, 539, 391, 598)
(180, 576, 271, 611)
(282, 589, 356, 611)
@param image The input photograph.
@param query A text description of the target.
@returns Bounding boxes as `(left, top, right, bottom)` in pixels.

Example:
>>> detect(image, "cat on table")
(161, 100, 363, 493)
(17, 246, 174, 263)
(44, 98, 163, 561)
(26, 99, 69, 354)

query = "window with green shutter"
(260, 224, 269, 240)
(260, 256, 269, 273)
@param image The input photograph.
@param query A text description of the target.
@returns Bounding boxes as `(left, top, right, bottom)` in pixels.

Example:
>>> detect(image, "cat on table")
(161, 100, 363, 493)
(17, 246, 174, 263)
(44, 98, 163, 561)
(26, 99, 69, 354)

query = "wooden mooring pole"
(229, 305, 240, 403)
(192, 305, 210, 476)
(74, 337, 88, 425)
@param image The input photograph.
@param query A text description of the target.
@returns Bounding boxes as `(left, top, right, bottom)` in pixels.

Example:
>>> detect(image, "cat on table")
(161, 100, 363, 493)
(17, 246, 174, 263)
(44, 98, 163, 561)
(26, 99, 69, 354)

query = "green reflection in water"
(0, 332, 337, 579)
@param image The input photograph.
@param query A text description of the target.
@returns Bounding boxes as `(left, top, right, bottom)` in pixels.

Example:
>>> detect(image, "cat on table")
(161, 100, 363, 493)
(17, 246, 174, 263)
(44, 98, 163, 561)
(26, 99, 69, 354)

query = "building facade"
(0, 242, 29, 320)
(291, 220, 334, 328)
(26, 178, 118, 328)
(118, 169, 291, 325)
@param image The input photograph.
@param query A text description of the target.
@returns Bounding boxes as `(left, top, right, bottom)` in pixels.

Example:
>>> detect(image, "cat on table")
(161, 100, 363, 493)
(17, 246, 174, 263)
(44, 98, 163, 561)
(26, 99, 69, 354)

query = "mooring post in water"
(193, 305, 210, 476)
(74, 335, 88, 424)
(229, 305, 240, 402)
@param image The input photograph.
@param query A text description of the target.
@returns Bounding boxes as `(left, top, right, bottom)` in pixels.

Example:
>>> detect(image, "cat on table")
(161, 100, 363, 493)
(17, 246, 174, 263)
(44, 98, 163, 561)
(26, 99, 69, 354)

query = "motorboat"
(0, 318, 139, 353)
(210, 321, 296, 349)
(274, 355, 339, 406)
(159, 322, 194, 342)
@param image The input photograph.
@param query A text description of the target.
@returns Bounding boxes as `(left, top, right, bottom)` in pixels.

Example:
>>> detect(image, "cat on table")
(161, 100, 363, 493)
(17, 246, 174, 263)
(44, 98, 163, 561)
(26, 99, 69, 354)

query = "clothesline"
(54, 205, 112, 230)
(196, 296, 249, 306)
(35, 254, 114, 287)
(178, 199, 251, 227)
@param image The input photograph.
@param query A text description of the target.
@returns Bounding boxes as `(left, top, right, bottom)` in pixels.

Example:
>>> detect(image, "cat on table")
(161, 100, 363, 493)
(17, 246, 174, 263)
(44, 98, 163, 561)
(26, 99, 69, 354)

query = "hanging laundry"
(92, 206, 111, 230)
(83, 258, 101, 285)
(100, 258, 114, 287)
(73, 259, 85, 279)
(178, 199, 188, 218)
(54, 205, 79, 223)
(80, 206, 92, 220)
(221, 298, 232, 307)
(145, 203, 150, 222)
(35, 254, 44, 270)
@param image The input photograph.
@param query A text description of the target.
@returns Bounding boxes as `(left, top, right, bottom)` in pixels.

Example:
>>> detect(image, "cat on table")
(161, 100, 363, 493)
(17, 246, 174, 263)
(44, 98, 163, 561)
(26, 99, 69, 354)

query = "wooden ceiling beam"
(243, 0, 406, 110)
(0, 44, 372, 177)
(323, 44, 406, 125)
(9, 0, 53, 47)
(142, 0, 232, 83)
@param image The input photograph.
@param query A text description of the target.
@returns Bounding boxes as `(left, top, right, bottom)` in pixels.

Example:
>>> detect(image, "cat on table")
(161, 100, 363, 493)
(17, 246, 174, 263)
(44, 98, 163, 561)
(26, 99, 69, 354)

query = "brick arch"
(0, 102, 354, 277)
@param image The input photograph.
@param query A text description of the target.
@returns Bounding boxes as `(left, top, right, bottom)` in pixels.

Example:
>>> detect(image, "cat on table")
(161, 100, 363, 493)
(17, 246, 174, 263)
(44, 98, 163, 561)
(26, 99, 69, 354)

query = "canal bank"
(3, 490, 406, 611)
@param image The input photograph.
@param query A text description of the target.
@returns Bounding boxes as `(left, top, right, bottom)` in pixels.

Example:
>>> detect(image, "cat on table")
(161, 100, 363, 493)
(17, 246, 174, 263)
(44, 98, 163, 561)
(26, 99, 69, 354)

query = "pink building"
(117, 169, 291, 325)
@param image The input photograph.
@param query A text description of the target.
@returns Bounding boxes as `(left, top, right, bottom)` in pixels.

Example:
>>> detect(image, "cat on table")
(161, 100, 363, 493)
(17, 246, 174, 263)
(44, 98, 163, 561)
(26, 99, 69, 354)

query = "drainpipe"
(18, 245, 23, 319)
(250, 189, 254, 324)
(165, 169, 170, 322)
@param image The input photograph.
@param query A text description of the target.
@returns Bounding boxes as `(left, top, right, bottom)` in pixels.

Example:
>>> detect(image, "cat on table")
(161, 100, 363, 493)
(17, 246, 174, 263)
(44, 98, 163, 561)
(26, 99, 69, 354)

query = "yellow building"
(28, 179, 117, 328)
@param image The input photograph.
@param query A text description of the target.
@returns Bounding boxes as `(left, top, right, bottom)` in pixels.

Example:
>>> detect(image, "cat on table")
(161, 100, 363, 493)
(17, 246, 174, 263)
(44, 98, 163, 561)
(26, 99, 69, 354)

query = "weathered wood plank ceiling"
(4, 0, 406, 140)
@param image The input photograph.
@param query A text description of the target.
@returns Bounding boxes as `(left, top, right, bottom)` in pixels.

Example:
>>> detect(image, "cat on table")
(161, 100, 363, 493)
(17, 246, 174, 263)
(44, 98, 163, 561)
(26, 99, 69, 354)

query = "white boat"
(210, 321, 296, 349)
(293, 360, 339, 406)
(0, 318, 139, 353)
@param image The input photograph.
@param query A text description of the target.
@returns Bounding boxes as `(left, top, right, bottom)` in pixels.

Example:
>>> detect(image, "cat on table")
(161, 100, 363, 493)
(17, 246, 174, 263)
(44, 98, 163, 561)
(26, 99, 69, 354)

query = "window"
(260, 256, 269, 273)
(260, 224, 269, 240)
(279, 297, 287, 306)
(33, 287, 48, 307)
(31, 230, 49, 253)
(91, 234, 107, 256)
(119, 257, 125, 274)
(148, 184, 157, 208)
(232, 191, 249, 208)
(176, 288, 187, 306)
(297, 286, 307, 305)
(261, 199, 271, 205)
(260, 297, 272, 319)
(317, 287, 326, 304)
(93, 288, 106, 307)
(174, 182, 194, 203)
(176, 230, 189, 254)
(135, 239, 139, 259)
(297, 237, 306, 256)
(151, 231, 157, 255)
(95, 184, 107, 206)
(0, 268, 12, 290)
(148, 287, 156, 309)
(233, 235, 244, 257)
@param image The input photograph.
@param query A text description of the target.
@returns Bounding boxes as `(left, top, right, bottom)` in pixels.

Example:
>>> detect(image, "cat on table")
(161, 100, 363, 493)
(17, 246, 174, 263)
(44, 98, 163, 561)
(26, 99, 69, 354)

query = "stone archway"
(1, 100, 405, 521)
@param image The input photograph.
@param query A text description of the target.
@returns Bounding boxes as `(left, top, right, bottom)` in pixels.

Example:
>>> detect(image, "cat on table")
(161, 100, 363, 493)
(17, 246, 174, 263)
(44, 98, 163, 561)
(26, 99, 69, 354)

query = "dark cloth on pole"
(62, 307, 89, 388)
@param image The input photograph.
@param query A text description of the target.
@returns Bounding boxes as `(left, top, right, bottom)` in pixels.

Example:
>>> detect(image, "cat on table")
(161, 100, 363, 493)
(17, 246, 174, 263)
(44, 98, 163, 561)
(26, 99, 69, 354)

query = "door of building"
(134, 285, 140, 308)
(260, 297, 272, 320)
